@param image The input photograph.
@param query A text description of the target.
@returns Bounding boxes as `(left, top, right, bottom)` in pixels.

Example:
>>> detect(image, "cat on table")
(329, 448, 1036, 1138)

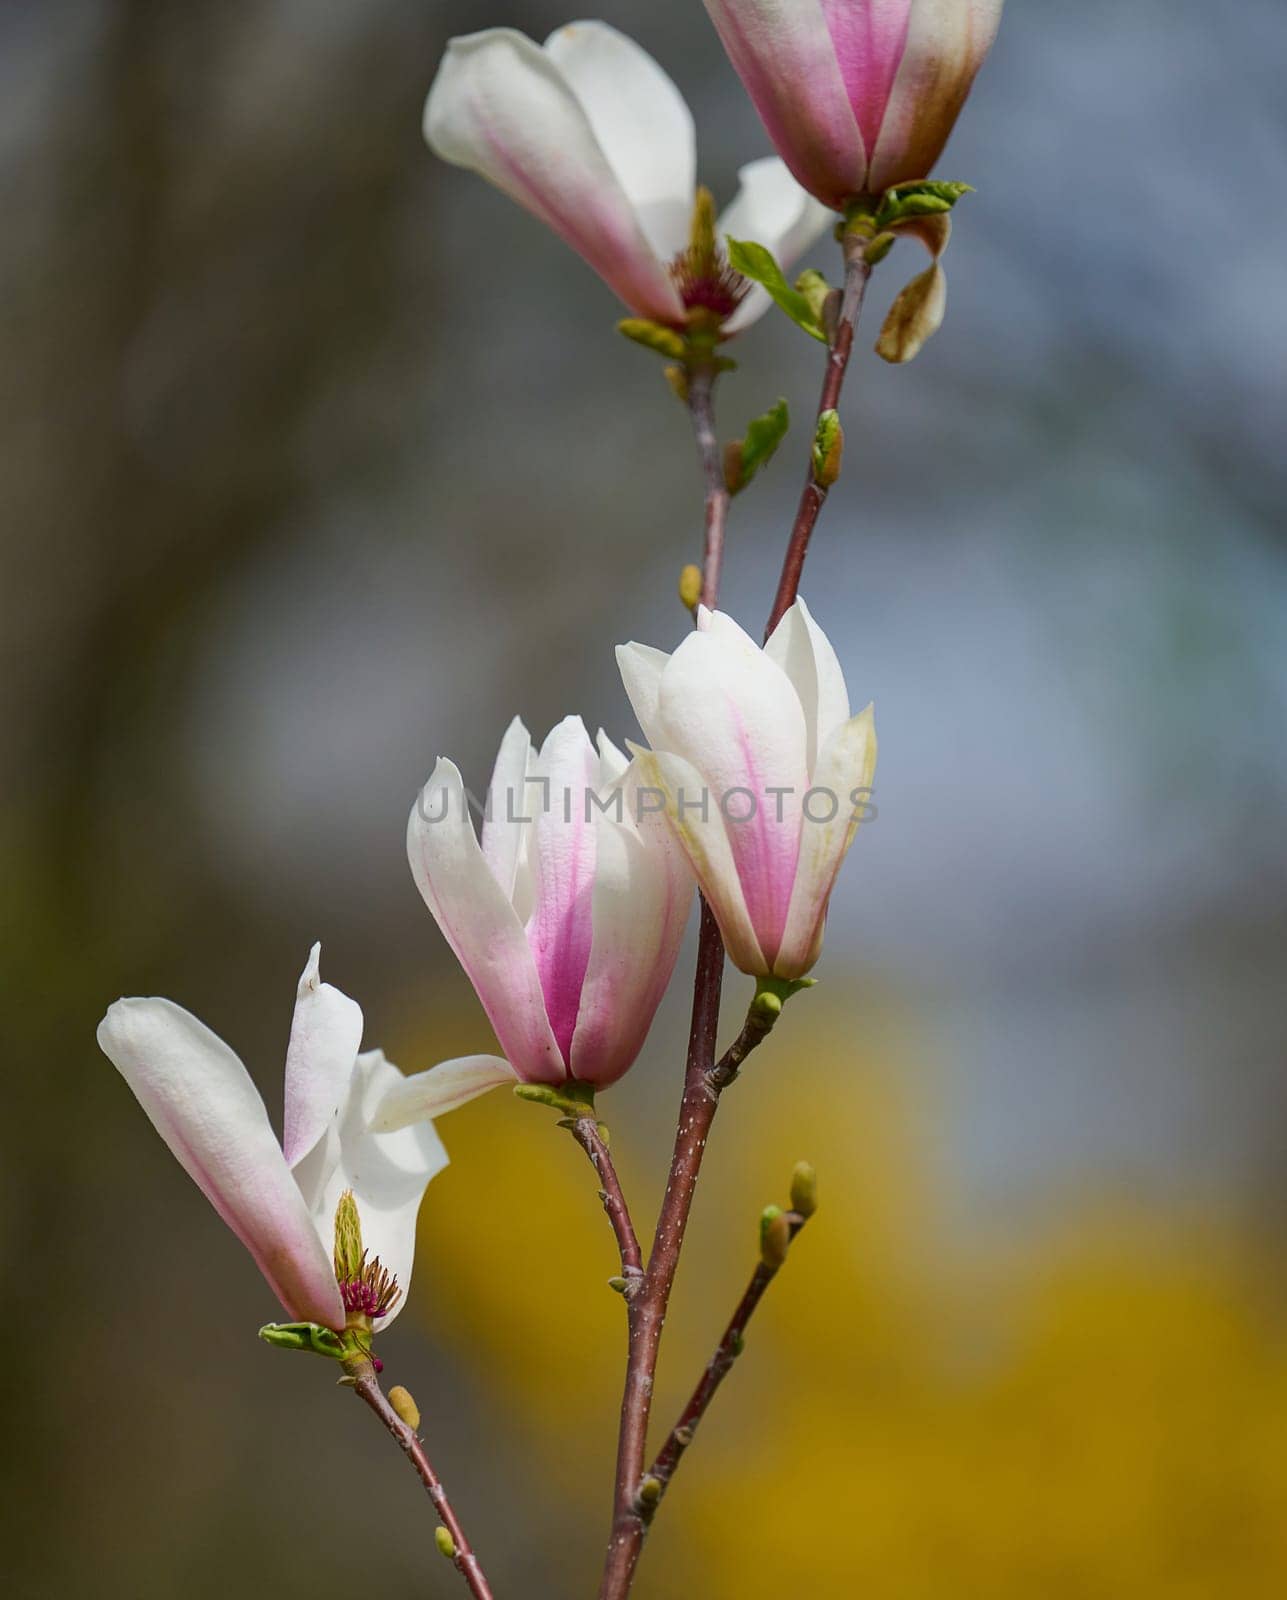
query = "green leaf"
(726, 238, 827, 342)
(876, 181, 973, 230)
(258, 1321, 346, 1359)
(736, 398, 790, 492)
(617, 318, 688, 361)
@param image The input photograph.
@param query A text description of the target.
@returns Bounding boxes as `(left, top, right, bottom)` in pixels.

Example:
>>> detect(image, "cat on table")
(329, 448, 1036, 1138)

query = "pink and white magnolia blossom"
(701, 1, 1005, 208)
(424, 20, 831, 332)
(406, 715, 693, 1094)
(97, 946, 505, 1330)
(618, 600, 876, 982)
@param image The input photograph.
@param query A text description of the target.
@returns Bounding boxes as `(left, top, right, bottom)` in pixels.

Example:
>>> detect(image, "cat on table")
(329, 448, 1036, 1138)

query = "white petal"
(480, 715, 532, 905)
(282, 943, 365, 1167)
(718, 156, 834, 333)
(371, 1055, 518, 1129)
(407, 757, 565, 1084)
(595, 728, 630, 787)
(653, 614, 810, 968)
(305, 1050, 450, 1325)
(632, 745, 766, 975)
(424, 29, 683, 322)
(615, 641, 671, 747)
(763, 596, 851, 773)
(98, 997, 343, 1327)
(545, 21, 695, 262)
(776, 703, 877, 978)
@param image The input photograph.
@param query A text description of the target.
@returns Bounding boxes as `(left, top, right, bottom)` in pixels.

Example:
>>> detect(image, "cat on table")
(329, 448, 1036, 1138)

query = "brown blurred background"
(5, 1, 1287, 1595)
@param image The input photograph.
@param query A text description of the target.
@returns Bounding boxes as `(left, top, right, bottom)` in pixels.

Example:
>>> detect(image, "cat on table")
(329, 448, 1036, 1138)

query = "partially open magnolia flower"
(97, 946, 506, 1331)
(702, 0, 1005, 209)
(424, 20, 832, 333)
(618, 599, 876, 981)
(406, 715, 693, 1097)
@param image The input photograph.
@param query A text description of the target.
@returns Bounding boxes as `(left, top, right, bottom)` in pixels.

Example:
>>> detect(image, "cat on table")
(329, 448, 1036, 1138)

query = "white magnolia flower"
(425, 20, 832, 333)
(618, 599, 877, 980)
(97, 945, 508, 1330)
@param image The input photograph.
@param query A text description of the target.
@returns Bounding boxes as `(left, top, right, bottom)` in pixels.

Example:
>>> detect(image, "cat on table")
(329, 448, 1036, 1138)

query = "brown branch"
(348, 1361, 495, 1600)
(570, 1115, 644, 1285)
(685, 362, 730, 610)
(766, 229, 874, 638)
(643, 1209, 810, 1511)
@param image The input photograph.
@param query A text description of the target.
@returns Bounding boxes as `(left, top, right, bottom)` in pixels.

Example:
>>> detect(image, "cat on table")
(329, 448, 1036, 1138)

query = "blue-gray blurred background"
(4, 2, 1287, 1595)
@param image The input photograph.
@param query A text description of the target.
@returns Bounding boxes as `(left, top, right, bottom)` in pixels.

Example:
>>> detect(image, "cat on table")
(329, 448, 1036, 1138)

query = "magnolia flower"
(424, 20, 831, 333)
(97, 946, 506, 1331)
(406, 715, 693, 1094)
(617, 600, 876, 981)
(702, 0, 1005, 208)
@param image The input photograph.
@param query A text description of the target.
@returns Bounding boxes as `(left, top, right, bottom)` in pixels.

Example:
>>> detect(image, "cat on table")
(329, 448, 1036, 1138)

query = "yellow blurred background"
(5, 2, 1287, 1596)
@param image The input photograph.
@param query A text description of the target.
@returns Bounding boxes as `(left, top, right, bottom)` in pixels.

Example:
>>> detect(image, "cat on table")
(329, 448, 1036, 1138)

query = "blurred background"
(4, 0, 1287, 1594)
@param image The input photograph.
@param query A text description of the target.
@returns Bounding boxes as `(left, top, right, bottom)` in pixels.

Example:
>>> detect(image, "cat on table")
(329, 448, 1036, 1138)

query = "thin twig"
(686, 361, 730, 609)
(766, 229, 873, 637)
(570, 1115, 644, 1283)
(348, 1361, 495, 1600)
(643, 1210, 809, 1511)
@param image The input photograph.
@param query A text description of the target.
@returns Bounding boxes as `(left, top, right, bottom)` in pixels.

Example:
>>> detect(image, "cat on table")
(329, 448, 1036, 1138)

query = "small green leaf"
(617, 318, 688, 361)
(258, 1321, 346, 1359)
(727, 397, 790, 495)
(811, 410, 844, 488)
(726, 238, 826, 342)
(876, 181, 973, 230)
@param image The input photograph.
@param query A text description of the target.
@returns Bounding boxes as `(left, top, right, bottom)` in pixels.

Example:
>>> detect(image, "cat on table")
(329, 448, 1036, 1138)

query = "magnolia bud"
(678, 564, 704, 611)
(811, 410, 844, 489)
(760, 1204, 791, 1270)
(388, 1385, 421, 1431)
(435, 1528, 457, 1560)
(790, 1161, 818, 1219)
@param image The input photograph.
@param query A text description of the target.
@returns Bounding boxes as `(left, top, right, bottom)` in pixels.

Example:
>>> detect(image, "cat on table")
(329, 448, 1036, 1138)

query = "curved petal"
(480, 715, 532, 906)
(528, 716, 599, 1063)
(595, 728, 630, 787)
(776, 703, 877, 978)
(370, 1055, 518, 1129)
(407, 757, 565, 1084)
(545, 21, 695, 263)
(868, 0, 1005, 192)
(282, 943, 364, 1167)
(719, 157, 835, 333)
(97, 997, 343, 1328)
(615, 642, 671, 747)
(424, 29, 684, 322)
(819, 0, 914, 155)
(632, 745, 766, 976)
(653, 612, 810, 967)
(701, 0, 867, 207)
(763, 596, 851, 773)
(569, 791, 694, 1087)
(305, 1051, 450, 1325)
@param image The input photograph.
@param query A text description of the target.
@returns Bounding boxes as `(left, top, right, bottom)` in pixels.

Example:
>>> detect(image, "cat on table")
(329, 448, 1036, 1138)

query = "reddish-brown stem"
(571, 1115, 644, 1283)
(686, 362, 730, 610)
(766, 231, 873, 637)
(349, 1362, 494, 1600)
(644, 1209, 809, 1508)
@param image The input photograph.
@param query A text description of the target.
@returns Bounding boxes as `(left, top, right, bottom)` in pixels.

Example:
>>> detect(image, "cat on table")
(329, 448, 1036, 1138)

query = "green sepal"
(514, 1080, 597, 1118)
(876, 181, 973, 230)
(725, 238, 827, 343)
(617, 318, 688, 361)
(727, 397, 790, 495)
(750, 974, 816, 1025)
(258, 1321, 346, 1360)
